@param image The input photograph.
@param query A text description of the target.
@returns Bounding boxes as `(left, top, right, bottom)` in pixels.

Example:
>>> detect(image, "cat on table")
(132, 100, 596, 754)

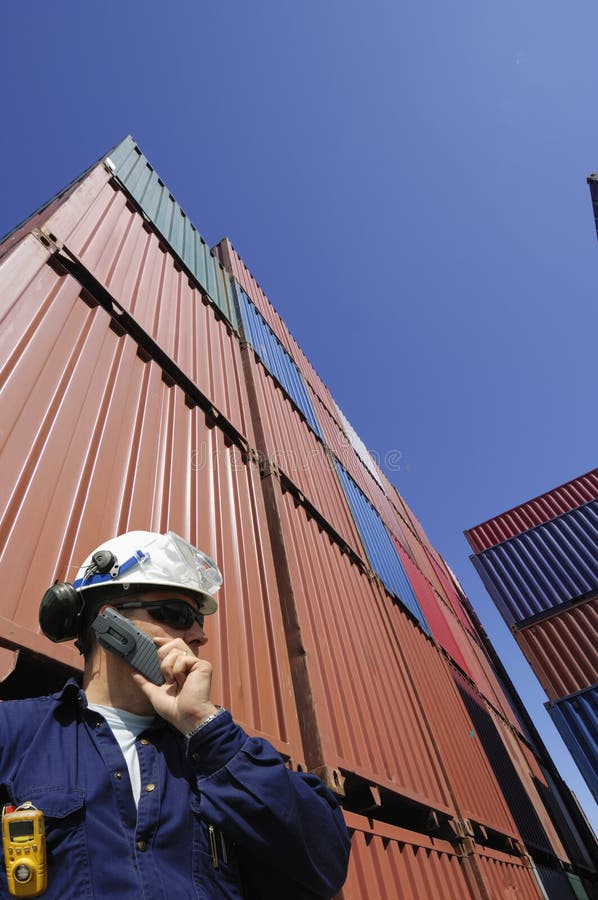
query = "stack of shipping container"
(0, 136, 596, 898)
(466, 474, 598, 814)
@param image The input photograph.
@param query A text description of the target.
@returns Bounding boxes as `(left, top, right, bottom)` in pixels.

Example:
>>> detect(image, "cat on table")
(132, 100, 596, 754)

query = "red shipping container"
(0, 159, 111, 265)
(310, 387, 412, 555)
(495, 715, 569, 863)
(339, 813, 544, 899)
(213, 237, 340, 418)
(274, 484, 456, 816)
(0, 246, 304, 760)
(465, 468, 598, 554)
(44, 178, 254, 443)
(244, 347, 366, 557)
(462, 632, 527, 735)
(514, 598, 598, 700)
(338, 813, 472, 900)
(393, 610, 520, 839)
(395, 542, 473, 678)
(425, 546, 478, 635)
(465, 845, 544, 900)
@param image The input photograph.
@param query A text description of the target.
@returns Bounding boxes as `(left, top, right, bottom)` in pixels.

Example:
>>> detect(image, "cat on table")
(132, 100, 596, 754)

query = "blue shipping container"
(336, 463, 429, 633)
(234, 285, 323, 439)
(546, 686, 598, 805)
(471, 500, 598, 628)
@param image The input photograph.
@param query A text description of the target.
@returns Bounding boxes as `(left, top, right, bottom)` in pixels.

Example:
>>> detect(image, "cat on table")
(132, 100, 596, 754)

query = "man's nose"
(186, 618, 208, 646)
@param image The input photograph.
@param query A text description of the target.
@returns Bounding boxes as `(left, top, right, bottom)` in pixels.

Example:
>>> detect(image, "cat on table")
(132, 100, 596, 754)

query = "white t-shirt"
(88, 704, 156, 807)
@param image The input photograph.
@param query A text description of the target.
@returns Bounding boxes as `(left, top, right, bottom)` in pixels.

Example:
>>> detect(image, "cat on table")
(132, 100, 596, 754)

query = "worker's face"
(107, 590, 209, 656)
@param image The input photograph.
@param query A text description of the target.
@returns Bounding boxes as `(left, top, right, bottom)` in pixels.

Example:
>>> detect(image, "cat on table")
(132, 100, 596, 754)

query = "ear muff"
(39, 547, 120, 643)
(39, 582, 83, 643)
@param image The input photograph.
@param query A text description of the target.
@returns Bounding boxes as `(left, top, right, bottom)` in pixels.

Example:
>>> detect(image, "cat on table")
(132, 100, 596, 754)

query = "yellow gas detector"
(2, 802, 47, 897)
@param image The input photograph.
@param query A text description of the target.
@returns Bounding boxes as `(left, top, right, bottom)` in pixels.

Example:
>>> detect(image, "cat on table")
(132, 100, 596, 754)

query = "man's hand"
(132, 637, 218, 734)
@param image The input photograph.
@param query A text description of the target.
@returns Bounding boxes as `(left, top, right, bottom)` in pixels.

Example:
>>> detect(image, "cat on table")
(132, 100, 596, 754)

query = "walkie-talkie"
(91, 608, 165, 685)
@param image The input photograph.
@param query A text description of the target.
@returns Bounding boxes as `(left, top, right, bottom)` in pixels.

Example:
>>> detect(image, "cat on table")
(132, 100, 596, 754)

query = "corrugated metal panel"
(248, 356, 365, 556)
(400, 549, 527, 738)
(395, 543, 473, 677)
(280, 324, 340, 417)
(454, 674, 557, 854)
(496, 717, 569, 862)
(0, 232, 55, 320)
(396, 615, 520, 838)
(426, 547, 478, 635)
(465, 468, 598, 553)
(338, 813, 471, 900)
(535, 863, 580, 899)
(471, 502, 598, 629)
(311, 388, 413, 558)
(235, 285, 323, 438)
(404, 534, 474, 632)
(0, 252, 304, 760)
(60, 179, 253, 442)
(469, 847, 544, 900)
(455, 632, 514, 726)
(214, 238, 346, 436)
(515, 599, 598, 700)
(311, 389, 380, 498)
(106, 136, 237, 325)
(546, 687, 598, 805)
(213, 237, 294, 356)
(334, 404, 384, 489)
(538, 767, 598, 873)
(0, 156, 110, 264)
(336, 464, 429, 631)
(212, 238, 340, 418)
(388, 480, 432, 548)
(275, 487, 455, 815)
(463, 631, 528, 734)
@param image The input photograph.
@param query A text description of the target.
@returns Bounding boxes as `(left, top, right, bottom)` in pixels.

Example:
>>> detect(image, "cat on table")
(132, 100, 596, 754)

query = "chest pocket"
(189, 795, 243, 899)
(4, 786, 93, 900)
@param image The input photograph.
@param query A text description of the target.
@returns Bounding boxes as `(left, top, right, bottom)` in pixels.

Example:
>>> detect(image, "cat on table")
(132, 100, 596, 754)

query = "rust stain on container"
(465, 468, 598, 554)
(275, 485, 455, 815)
(514, 598, 598, 700)
(0, 256, 303, 759)
(338, 812, 472, 900)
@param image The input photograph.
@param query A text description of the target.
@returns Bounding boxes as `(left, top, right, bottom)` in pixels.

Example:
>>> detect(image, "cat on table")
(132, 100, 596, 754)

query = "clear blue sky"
(2, 2, 597, 832)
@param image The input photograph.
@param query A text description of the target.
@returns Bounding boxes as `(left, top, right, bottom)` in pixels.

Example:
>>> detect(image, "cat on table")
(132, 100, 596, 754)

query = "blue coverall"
(0, 681, 350, 898)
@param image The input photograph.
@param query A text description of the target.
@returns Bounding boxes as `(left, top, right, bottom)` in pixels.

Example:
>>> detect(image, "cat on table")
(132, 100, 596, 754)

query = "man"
(0, 530, 350, 898)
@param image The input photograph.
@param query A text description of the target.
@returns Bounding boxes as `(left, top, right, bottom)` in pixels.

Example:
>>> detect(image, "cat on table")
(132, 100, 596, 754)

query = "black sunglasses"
(115, 599, 205, 631)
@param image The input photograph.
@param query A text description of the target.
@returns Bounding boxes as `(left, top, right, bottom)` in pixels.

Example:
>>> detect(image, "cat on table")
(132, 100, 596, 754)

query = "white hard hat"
(73, 530, 222, 616)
